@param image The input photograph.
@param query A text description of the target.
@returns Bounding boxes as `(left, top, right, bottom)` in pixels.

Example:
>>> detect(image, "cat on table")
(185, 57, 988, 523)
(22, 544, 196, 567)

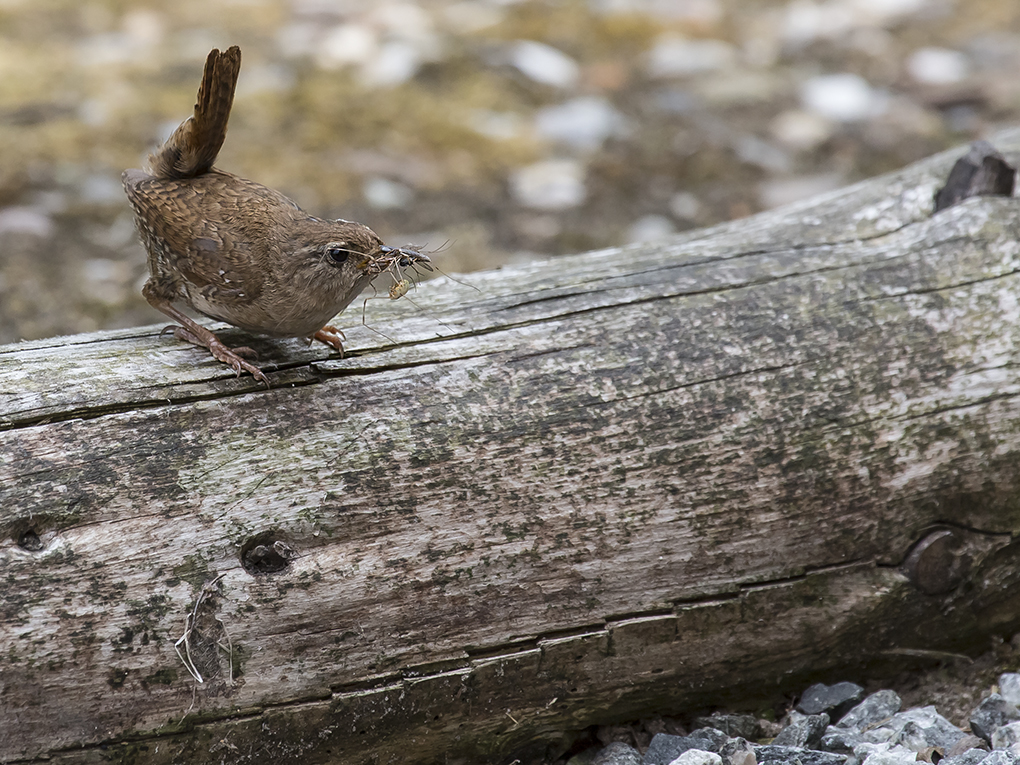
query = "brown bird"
(123, 46, 420, 384)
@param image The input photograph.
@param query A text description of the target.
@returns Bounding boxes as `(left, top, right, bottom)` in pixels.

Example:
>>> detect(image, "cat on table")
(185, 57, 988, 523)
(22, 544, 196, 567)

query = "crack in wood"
(891, 391, 1020, 423)
(859, 266, 1020, 302)
(20, 559, 895, 756)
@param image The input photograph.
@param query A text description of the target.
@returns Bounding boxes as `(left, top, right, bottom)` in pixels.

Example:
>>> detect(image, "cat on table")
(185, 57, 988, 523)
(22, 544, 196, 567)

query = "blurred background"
(1, 0, 1019, 343)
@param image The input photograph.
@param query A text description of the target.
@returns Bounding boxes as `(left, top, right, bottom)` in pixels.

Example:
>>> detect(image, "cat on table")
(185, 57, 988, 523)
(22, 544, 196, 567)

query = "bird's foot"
(169, 325, 270, 386)
(312, 325, 346, 356)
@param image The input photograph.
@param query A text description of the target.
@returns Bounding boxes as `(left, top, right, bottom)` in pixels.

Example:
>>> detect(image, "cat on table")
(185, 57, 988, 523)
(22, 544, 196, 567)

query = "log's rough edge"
(3, 131, 1020, 764)
(38, 541, 1020, 765)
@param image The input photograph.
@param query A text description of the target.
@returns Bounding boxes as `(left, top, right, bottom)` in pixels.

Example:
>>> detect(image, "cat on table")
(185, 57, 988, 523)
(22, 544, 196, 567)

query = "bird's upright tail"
(146, 46, 241, 180)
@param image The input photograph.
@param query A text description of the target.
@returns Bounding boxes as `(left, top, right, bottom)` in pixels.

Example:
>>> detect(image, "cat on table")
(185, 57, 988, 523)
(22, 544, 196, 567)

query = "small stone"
(753, 744, 847, 765)
(76, 32, 140, 67)
(687, 729, 730, 752)
(514, 213, 562, 240)
(797, 682, 866, 722)
(122, 8, 163, 48)
(983, 752, 1020, 765)
(692, 714, 759, 741)
(719, 738, 756, 765)
(360, 40, 422, 87)
(693, 70, 784, 107)
(821, 725, 863, 753)
(860, 726, 896, 746)
(79, 173, 125, 206)
(783, 0, 925, 39)
(668, 751, 723, 765)
(1000, 675, 1020, 707)
(370, 2, 436, 44)
(838, 690, 902, 731)
(941, 103, 980, 133)
(770, 109, 833, 152)
(591, 0, 723, 24)
(0, 207, 54, 239)
(645, 732, 727, 765)
(867, 706, 967, 751)
(78, 98, 109, 127)
(276, 22, 316, 59)
(534, 97, 629, 151)
(510, 159, 586, 210)
(654, 88, 702, 115)
(992, 721, 1020, 752)
(468, 109, 525, 141)
(317, 24, 376, 69)
(800, 73, 886, 123)
(854, 742, 920, 764)
(645, 34, 736, 78)
(645, 734, 695, 765)
(855, 0, 929, 24)
(735, 135, 791, 173)
(970, 695, 1020, 743)
(940, 749, 992, 765)
(443, 1, 503, 32)
(626, 215, 676, 244)
(906, 47, 970, 85)
(774, 712, 830, 748)
(594, 742, 642, 765)
(510, 40, 579, 88)
(81, 258, 131, 307)
(780, 1, 852, 47)
(235, 63, 294, 97)
(669, 192, 702, 221)
(363, 177, 414, 210)
(889, 720, 944, 751)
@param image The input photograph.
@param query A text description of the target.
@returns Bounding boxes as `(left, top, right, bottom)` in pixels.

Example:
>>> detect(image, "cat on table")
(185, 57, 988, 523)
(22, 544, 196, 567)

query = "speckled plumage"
(122, 46, 389, 384)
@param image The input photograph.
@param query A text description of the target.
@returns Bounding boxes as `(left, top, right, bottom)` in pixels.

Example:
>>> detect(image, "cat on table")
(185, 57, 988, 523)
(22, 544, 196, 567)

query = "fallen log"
(4, 131, 1020, 764)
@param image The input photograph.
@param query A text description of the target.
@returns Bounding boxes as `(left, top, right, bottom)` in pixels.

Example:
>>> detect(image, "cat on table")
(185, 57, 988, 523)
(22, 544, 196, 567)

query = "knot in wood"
(17, 528, 43, 552)
(902, 529, 966, 595)
(241, 535, 295, 575)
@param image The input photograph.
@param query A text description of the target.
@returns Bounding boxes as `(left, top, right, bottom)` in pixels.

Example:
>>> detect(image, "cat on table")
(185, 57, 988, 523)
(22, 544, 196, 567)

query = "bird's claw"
(313, 325, 346, 356)
(170, 326, 270, 386)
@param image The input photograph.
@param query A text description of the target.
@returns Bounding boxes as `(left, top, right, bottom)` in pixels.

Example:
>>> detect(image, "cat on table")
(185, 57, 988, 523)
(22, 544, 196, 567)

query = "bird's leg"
(144, 288, 270, 386)
(312, 325, 346, 356)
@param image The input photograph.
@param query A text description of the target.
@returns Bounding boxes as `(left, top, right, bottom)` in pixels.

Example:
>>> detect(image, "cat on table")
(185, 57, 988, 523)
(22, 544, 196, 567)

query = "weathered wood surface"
(4, 131, 1020, 764)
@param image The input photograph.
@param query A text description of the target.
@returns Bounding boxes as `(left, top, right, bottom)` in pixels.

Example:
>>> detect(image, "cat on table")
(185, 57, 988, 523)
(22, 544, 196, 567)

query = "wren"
(123, 46, 418, 384)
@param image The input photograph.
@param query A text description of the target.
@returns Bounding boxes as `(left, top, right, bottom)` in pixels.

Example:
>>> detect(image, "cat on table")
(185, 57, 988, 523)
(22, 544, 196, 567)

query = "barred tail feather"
(147, 46, 241, 180)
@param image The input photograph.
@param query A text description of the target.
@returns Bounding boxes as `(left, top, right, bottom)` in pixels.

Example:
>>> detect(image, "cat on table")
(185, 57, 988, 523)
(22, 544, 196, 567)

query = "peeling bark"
(4, 132, 1020, 764)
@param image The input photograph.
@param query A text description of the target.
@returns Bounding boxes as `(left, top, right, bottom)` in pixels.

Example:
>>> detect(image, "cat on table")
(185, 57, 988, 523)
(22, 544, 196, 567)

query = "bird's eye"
(325, 244, 349, 265)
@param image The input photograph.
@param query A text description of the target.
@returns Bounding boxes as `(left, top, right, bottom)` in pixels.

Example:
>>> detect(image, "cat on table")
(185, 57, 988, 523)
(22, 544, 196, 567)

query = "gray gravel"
(561, 672, 1020, 765)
